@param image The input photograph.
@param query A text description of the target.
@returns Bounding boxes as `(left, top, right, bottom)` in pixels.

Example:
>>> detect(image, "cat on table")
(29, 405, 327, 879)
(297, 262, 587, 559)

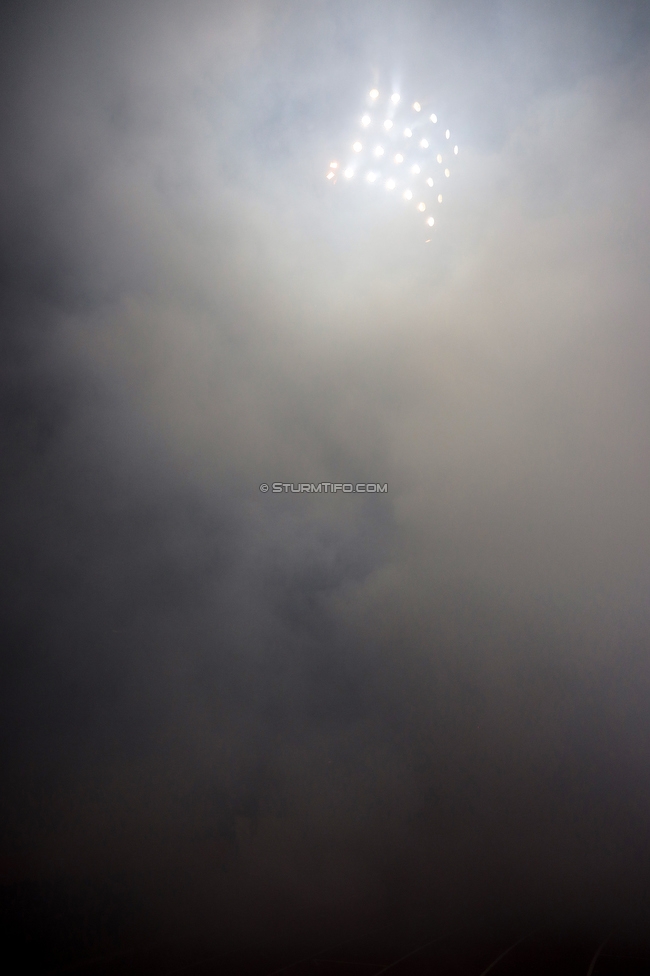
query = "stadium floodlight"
(326, 85, 459, 235)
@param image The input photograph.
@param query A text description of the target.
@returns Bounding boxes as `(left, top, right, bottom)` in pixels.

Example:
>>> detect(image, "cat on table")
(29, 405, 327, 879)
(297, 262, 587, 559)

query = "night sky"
(2, 1, 650, 969)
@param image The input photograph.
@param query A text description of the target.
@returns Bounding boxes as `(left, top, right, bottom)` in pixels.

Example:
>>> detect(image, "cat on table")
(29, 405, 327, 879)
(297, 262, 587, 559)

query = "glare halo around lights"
(327, 85, 460, 234)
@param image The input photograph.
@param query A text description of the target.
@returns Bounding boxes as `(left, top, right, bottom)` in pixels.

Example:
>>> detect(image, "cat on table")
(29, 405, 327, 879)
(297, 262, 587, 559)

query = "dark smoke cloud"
(1, 0, 650, 965)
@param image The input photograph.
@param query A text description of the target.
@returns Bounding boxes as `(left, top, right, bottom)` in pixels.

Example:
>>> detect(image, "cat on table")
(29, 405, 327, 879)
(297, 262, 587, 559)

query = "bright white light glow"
(326, 88, 461, 235)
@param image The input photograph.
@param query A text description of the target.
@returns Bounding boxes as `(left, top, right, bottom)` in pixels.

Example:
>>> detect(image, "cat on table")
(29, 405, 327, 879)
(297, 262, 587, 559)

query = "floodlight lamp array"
(325, 87, 460, 232)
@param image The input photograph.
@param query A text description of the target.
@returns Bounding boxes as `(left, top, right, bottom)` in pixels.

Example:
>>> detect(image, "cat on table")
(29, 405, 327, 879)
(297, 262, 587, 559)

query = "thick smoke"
(1, 0, 650, 965)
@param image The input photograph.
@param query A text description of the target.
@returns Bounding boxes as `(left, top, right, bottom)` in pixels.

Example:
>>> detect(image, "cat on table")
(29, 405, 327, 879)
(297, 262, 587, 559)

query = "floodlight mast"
(326, 85, 459, 238)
